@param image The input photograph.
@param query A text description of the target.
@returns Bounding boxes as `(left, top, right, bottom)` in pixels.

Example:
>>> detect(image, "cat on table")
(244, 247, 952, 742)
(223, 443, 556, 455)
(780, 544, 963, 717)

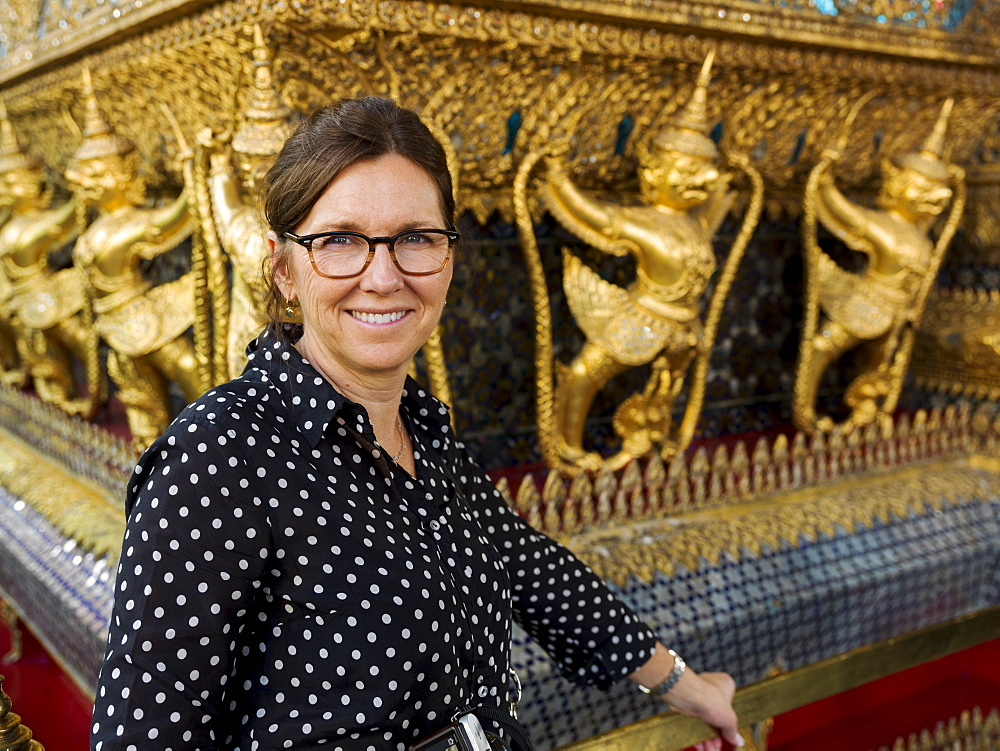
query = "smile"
(349, 310, 408, 324)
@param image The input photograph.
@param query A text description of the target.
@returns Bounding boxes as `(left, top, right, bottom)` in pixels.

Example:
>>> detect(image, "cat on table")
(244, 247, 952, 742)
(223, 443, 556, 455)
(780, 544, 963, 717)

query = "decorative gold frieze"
(0, 674, 42, 751)
(913, 287, 1000, 401)
(877, 706, 1000, 751)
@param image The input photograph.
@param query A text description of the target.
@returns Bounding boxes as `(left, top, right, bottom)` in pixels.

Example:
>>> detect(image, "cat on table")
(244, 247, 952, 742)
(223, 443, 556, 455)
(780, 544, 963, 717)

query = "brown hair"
(260, 97, 456, 335)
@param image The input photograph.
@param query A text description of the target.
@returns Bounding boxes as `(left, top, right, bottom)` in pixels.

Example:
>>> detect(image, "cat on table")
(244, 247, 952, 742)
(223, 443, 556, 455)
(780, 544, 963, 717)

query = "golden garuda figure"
(0, 101, 27, 387)
(66, 68, 205, 449)
(531, 51, 762, 473)
(794, 96, 966, 433)
(0, 99, 98, 414)
(197, 24, 296, 381)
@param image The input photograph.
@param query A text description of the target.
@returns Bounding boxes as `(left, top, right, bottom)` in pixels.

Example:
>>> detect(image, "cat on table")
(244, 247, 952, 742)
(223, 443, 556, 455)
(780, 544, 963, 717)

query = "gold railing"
(558, 606, 1000, 750)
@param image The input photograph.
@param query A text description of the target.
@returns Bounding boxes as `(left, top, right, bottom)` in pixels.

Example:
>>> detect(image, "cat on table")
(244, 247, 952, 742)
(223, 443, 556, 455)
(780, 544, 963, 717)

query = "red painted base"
(0, 617, 91, 750)
(0, 612, 997, 751)
(769, 638, 1000, 750)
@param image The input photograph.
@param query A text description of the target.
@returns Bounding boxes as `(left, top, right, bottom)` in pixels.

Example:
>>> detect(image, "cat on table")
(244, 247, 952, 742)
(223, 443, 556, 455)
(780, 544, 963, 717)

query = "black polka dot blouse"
(92, 332, 657, 750)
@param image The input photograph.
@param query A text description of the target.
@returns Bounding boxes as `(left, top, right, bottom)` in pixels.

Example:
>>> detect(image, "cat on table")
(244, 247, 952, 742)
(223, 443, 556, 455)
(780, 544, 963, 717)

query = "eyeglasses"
(282, 228, 459, 279)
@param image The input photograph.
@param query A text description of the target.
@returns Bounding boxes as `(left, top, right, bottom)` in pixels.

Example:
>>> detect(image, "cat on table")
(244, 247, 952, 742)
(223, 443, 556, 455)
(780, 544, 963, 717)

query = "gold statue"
(0, 100, 97, 413)
(66, 69, 202, 449)
(794, 97, 966, 433)
(198, 24, 295, 380)
(535, 51, 761, 472)
(0, 103, 25, 387)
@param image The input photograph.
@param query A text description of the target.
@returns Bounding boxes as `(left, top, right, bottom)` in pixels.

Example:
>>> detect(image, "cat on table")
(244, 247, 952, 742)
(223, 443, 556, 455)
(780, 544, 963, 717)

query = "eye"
(311, 234, 358, 251)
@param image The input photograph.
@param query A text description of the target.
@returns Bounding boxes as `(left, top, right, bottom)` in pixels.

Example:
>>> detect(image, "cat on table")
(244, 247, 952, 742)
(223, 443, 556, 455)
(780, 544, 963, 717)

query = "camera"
(410, 713, 493, 751)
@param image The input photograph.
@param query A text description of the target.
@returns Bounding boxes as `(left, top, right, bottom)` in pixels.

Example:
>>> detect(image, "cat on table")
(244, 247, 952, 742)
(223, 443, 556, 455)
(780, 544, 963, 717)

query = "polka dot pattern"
(91, 333, 656, 749)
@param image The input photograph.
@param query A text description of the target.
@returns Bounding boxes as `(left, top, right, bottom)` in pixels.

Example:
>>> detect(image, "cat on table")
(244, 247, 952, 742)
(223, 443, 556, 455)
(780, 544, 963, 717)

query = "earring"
(284, 299, 300, 320)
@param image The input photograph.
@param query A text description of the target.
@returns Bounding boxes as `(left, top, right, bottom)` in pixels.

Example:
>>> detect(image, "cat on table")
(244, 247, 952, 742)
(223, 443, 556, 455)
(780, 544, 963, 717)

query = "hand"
(660, 670, 743, 748)
(630, 643, 743, 748)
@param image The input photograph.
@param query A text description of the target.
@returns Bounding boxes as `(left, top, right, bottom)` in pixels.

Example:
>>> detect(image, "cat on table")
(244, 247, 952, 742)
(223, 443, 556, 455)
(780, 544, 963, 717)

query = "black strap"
(470, 706, 534, 751)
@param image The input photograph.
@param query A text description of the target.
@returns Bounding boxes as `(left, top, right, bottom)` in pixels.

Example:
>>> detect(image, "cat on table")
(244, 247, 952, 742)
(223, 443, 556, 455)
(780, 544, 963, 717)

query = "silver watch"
(637, 649, 686, 696)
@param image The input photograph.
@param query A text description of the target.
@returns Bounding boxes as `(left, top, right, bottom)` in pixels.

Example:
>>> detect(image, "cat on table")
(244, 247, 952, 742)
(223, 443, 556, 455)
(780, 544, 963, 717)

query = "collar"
(243, 330, 452, 450)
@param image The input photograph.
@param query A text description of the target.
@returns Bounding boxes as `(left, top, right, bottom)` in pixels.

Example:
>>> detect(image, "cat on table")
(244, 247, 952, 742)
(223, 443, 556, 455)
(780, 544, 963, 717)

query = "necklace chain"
(390, 415, 408, 462)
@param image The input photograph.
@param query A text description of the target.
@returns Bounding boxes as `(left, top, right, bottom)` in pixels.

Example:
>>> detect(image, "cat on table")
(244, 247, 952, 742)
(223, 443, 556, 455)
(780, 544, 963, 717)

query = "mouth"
(349, 310, 409, 325)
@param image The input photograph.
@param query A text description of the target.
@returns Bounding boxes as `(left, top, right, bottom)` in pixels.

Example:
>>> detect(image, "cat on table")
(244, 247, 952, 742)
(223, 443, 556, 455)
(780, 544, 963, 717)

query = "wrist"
(637, 649, 686, 696)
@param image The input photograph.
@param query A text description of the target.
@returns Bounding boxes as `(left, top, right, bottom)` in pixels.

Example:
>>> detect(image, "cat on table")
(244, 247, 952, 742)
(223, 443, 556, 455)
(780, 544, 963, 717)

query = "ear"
(268, 230, 296, 301)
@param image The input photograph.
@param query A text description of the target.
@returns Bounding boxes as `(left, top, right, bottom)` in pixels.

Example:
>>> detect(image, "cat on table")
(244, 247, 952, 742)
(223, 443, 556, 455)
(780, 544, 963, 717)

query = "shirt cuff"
(567, 612, 658, 690)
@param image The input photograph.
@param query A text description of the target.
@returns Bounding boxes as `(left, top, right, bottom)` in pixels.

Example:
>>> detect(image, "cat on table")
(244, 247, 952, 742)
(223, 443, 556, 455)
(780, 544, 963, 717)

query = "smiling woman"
(90, 97, 742, 751)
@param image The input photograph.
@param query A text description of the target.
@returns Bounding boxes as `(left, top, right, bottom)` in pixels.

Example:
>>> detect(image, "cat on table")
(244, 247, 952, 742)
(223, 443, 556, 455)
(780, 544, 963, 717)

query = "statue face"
(3, 167, 44, 205)
(65, 155, 132, 205)
(895, 168, 952, 219)
(641, 150, 720, 210)
(234, 151, 274, 193)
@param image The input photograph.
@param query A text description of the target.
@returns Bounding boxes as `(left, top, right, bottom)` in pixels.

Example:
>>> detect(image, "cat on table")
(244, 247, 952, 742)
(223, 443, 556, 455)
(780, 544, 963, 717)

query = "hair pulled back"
(261, 97, 455, 333)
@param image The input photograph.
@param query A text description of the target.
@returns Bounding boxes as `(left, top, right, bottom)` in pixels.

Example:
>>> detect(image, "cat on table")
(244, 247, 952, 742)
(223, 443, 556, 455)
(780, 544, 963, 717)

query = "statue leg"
(25, 327, 79, 405)
(556, 341, 628, 464)
(843, 330, 898, 427)
(145, 336, 205, 403)
(108, 351, 171, 452)
(796, 317, 861, 431)
(0, 316, 28, 387)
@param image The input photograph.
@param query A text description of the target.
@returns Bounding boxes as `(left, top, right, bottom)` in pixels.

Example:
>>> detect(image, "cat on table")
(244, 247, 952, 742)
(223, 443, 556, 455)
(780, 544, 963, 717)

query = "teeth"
(351, 310, 406, 324)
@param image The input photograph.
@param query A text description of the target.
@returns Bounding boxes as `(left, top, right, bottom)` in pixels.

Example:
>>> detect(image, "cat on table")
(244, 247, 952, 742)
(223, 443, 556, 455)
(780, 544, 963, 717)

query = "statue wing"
(563, 249, 671, 366)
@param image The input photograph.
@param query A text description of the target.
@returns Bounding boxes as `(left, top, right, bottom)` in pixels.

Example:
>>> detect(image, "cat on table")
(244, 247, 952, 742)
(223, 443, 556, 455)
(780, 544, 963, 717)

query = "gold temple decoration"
(198, 23, 296, 381)
(0, 97, 98, 417)
(912, 287, 1000, 401)
(794, 96, 967, 434)
(0, 675, 42, 751)
(525, 50, 763, 473)
(66, 67, 204, 450)
(877, 707, 1000, 751)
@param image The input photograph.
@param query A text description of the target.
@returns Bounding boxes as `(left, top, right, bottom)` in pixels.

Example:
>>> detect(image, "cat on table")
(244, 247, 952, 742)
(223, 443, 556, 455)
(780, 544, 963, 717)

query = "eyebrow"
(308, 219, 444, 234)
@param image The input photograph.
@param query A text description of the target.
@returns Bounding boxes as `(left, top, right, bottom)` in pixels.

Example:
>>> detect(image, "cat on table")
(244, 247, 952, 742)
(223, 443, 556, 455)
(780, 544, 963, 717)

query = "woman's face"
(270, 153, 453, 384)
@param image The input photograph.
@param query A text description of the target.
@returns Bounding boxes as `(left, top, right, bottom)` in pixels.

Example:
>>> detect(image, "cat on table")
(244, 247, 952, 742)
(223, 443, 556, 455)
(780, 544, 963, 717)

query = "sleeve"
(91, 416, 272, 750)
(447, 442, 657, 690)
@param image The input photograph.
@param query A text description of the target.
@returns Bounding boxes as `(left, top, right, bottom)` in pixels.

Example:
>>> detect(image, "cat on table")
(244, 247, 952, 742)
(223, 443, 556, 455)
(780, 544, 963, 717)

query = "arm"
(448, 443, 743, 744)
(20, 197, 81, 253)
(542, 155, 632, 258)
(809, 153, 877, 257)
(91, 415, 271, 749)
(207, 147, 244, 236)
(134, 187, 191, 260)
(629, 642, 743, 747)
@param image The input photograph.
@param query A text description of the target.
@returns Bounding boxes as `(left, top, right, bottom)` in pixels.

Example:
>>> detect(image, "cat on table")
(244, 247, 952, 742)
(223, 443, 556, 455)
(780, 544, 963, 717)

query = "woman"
(92, 97, 742, 750)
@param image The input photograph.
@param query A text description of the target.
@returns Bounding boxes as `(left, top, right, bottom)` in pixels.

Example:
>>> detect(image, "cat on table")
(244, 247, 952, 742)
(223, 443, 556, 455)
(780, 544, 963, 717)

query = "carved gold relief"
(793, 96, 966, 434)
(913, 287, 1000, 401)
(66, 68, 203, 450)
(521, 51, 763, 473)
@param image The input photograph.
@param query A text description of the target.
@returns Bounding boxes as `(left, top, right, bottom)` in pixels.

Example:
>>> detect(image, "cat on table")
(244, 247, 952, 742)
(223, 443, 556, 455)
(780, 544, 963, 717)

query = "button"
(428, 520, 441, 531)
(477, 685, 489, 698)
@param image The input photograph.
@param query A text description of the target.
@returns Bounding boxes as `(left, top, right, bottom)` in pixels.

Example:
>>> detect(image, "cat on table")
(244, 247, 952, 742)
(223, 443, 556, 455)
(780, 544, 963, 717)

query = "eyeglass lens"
(308, 231, 452, 277)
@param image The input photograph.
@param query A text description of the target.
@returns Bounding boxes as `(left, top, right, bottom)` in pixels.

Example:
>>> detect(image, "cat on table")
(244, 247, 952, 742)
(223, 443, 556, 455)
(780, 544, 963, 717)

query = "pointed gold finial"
(650, 48, 718, 160)
(70, 66, 135, 164)
(231, 24, 295, 157)
(0, 675, 44, 750)
(897, 98, 953, 181)
(0, 96, 41, 174)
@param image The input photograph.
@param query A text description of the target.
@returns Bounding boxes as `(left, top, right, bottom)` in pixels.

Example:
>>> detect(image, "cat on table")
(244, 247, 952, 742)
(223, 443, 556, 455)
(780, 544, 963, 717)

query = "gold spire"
(898, 98, 953, 181)
(651, 48, 719, 160)
(0, 97, 41, 174)
(70, 67, 135, 164)
(231, 24, 295, 157)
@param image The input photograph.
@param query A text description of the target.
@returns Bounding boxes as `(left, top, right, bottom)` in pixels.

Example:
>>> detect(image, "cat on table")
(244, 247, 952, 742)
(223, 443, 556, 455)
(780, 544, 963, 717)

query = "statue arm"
(21, 197, 82, 251)
(137, 188, 192, 259)
(809, 157, 877, 257)
(542, 155, 632, 257)
(206, 151, 244, 238)
(694, 182, 736, 238)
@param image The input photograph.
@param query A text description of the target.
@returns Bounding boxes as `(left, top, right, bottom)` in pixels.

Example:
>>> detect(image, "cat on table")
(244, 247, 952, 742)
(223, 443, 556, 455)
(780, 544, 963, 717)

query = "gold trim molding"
(557, 606, 1000, 750)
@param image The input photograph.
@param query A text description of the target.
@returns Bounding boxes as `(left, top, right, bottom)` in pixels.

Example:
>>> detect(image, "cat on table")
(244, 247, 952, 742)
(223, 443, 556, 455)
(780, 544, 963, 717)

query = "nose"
(359, 241, 405, 293)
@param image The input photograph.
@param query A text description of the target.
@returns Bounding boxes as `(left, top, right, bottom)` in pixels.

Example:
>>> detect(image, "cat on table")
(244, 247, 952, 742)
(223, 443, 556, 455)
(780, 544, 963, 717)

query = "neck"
(294, 334, 407, 445)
